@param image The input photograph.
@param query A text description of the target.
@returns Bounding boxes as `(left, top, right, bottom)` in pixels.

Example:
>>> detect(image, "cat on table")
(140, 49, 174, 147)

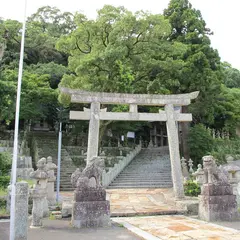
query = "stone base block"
(72, 201, 111, 228)
(74, 188, 106, 202)
(201, 183, 233, 196)
(62, 201, 72, 218)
(199, 194, 239, 221)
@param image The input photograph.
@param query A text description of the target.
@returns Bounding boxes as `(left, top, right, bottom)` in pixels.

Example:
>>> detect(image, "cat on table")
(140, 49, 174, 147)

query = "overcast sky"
(1, 0, 239, 69)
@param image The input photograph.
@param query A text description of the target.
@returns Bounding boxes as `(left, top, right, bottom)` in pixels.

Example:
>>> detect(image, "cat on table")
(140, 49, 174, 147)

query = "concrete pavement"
(0, 219, 142, 240)
(61, 188, 186, 217)
(113, 215, 240, 240)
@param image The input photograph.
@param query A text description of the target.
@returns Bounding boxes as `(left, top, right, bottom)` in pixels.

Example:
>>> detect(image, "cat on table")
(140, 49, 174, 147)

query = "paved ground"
(1, 189, 240, 240)
(0, 219, 142, 240)
(61, 189, 185, 216)
(113, 215, 240, 240)
(1, 216, 240, 240)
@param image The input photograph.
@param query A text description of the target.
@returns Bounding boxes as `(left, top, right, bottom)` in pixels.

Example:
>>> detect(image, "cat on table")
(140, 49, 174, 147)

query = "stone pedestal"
(72, 200, 110, 228)
(71, 157, 111, 228)
(72, 188, 110, 228)
(31, 188, 46, 227)
(46, 156, 57, 207)
(199, 183, 239, 221)
(47, 181, 55, 206)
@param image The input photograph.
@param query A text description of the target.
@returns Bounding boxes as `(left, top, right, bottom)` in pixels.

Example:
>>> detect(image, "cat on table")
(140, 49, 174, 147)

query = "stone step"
(110, 182, 172, 186)
(109, 182, 172, 186)
(114, 178, 172, 181)
(107, 185, 172, 189)
(109, 148, 172, 188)
(117, 174, 171, 177)
(118, 173, 171, 176)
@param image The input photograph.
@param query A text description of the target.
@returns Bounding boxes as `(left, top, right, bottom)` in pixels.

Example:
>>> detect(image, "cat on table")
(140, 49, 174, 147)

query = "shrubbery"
(0, 152, 11, 175)
(184, 180, 201, 197)
(188, 124, 240, 165)
(0, 198, 6, 209)
(0, 176, 10, 189)
(211, 138, 240, 164)
(188, 124, 214, 165)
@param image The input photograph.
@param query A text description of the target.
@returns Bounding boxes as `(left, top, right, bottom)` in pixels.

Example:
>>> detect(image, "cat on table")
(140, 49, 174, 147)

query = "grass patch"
(49, 213, 56, 220)
(117, 223, 124, 228)
(0, 188, 7, 197)
(17, 179, 36, 188)
(0, 207, 8, 216)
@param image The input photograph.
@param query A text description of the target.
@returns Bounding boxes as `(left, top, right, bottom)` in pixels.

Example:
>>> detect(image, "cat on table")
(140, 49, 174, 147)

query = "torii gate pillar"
(86, 102, 100, 165)
(165, 104, 184, 199)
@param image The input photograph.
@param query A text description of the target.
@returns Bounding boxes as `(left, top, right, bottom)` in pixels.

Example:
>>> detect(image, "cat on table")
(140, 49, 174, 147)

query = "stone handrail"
(102, 144, 142, 187)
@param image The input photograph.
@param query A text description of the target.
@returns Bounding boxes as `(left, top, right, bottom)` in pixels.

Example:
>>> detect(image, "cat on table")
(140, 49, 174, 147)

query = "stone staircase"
(108, 147, 173, 189)
(32, 132, 78, 191)
(59, 149, 78, 191)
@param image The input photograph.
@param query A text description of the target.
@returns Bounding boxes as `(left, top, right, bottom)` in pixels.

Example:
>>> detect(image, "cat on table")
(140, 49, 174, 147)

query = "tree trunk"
(99, 120, 112, 148)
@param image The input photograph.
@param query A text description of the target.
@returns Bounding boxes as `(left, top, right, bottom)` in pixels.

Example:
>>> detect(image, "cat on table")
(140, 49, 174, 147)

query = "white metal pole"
(56, 121, 62, 203)
(9, 0, 27, 239)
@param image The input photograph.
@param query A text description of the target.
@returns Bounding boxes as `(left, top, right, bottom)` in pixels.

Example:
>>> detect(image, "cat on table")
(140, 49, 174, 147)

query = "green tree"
(164, 0, 223, 159)
(0, 68, 58, 125)
(0, 7, 73, 128)
(213, 85, 240, 133)
(164, 0, 223, 121)
(188, 124, 213, 164)
(57, 5, 192, 101)
(222, 62, 240, 88)
(57, 5, 187, 138)
(27, 62, 69, 89)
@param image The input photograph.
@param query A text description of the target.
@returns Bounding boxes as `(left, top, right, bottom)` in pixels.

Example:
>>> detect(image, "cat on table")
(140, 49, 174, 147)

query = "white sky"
(1, 0, 239, 69)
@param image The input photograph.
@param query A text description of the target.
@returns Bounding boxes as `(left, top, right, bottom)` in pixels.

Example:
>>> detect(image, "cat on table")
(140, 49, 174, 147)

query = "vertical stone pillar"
(87, 102, 100, 164)
(15, 181, 29, 240)
(160, 127, 164, 146)
(46, 156, 57, 208)
(154, 124, 157, 147)
(30, 158, 48, 228)
(165, 104, 184, 199)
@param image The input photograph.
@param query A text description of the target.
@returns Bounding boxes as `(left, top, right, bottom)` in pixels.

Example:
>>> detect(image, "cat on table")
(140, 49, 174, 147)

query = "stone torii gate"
(61, 87, 199, 199)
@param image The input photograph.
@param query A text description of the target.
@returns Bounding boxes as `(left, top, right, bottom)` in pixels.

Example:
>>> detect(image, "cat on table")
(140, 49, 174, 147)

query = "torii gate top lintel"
(60, 87, 199, 106)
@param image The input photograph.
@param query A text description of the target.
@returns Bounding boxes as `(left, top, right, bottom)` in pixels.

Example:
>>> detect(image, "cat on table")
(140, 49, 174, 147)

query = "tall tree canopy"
(0, 6, 72, 126)
(164, 0, 223, 124)
(57, 5, 188, 103)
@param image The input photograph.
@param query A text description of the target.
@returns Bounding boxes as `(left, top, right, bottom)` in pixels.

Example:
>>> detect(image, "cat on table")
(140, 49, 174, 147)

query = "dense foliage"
(0, 152, 11, 175)
(211, 138, 240, 164)
(184, 180, 201, 197)
(0, 176, 10, 189)
(188, 124, 214, 164)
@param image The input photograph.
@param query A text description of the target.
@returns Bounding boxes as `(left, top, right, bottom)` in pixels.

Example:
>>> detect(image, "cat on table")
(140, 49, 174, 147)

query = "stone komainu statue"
(71, 157, 105, 189)
(202, 155, 228, 184)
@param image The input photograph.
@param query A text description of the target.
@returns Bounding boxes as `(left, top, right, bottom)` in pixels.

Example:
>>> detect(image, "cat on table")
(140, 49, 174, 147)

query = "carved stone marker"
(16, 156, 34, 180)
(30, 158, 48, 227)
(15, 181, 29, 240)
(71, 157, 111, 228)
(192, 164, 204, 185)
(199, 156, 239, 221)
(45, 156, 57, 207)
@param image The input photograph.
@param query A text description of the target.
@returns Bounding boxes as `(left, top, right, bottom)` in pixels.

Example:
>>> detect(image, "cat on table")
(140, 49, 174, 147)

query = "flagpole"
(9, 0, 27, 239)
